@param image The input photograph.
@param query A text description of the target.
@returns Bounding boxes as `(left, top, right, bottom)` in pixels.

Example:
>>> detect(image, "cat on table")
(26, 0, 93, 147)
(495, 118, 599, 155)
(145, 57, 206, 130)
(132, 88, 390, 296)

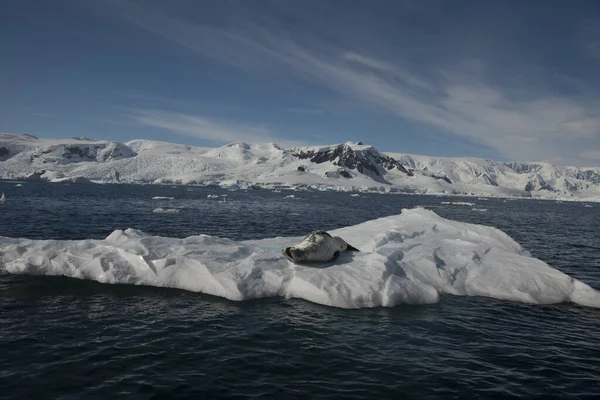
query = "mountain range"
(1, 133, 599, 202)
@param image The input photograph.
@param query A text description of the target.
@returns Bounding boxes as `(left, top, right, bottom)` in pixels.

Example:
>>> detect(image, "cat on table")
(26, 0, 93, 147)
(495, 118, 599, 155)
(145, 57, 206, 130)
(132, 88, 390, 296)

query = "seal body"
(282, 230, 359, 263)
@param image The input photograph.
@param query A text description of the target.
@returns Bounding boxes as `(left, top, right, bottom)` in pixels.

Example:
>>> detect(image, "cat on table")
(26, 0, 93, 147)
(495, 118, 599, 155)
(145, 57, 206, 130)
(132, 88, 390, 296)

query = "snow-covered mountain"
(1, 133, 600, 201)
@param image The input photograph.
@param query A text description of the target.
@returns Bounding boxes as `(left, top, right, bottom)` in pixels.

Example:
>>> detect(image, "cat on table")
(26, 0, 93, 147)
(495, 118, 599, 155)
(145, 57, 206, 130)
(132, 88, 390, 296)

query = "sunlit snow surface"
(1, 208, 598, 309)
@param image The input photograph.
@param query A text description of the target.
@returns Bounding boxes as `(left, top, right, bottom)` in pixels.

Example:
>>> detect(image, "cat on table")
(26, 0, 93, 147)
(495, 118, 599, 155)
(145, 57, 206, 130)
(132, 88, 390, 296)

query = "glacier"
(1, 208, 598, 309)
(2, 133, 600, 202)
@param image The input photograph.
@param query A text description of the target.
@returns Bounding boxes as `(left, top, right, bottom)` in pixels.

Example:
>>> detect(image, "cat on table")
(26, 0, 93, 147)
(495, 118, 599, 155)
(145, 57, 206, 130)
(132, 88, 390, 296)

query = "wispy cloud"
(341, 52, 393, 71)
(115, 2, 600, 165)
(130, 109, 308, 147)
(581, 149, 600, 160)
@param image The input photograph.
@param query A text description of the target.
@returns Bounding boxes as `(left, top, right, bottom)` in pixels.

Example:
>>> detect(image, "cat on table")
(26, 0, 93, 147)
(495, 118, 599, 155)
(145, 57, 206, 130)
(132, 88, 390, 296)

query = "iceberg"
(152, 208, 179, 213)
(0, 208, 598, 309)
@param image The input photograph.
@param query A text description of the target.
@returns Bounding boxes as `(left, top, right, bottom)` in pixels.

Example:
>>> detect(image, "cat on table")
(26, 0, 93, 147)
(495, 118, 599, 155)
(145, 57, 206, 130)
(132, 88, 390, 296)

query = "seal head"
(282, 230, 359, 263)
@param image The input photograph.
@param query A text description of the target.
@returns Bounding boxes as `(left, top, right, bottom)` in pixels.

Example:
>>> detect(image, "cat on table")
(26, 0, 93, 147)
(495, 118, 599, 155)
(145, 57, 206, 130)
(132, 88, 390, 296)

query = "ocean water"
(1, 182, 599, 399)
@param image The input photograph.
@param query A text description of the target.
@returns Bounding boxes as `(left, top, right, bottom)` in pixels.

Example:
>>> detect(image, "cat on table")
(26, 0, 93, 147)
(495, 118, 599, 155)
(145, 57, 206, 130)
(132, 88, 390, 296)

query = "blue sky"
(2, 0, 600, 166)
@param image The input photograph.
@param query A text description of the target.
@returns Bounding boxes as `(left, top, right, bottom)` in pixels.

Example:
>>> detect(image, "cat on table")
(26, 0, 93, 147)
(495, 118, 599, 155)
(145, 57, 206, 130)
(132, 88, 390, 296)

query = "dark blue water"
(1, 182, 599, 399)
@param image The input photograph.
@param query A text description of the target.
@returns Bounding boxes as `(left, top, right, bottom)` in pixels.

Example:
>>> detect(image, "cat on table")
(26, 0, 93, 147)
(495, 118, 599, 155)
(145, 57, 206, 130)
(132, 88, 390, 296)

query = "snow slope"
(1, 208, 598, 309)
(2, 133, 600, 201)
(387, 152, 600, 201)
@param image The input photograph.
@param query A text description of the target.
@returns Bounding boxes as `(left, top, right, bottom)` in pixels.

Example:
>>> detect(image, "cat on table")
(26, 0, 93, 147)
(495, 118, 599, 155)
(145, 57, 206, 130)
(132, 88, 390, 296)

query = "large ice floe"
(1, 208, 599, 309)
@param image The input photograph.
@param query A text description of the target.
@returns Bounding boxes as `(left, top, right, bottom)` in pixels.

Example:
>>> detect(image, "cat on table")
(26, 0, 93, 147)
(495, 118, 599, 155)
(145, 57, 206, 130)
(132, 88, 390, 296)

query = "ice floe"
(152, 208, 179, 213)
(1, 208, 598, 309)
(441, 201, 476, 206)
(152, 196, 174, 200)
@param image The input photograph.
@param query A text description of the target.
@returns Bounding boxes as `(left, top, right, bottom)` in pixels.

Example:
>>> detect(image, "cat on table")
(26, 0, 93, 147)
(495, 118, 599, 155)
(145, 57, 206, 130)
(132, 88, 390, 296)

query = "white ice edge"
(1, 208, 599, 309)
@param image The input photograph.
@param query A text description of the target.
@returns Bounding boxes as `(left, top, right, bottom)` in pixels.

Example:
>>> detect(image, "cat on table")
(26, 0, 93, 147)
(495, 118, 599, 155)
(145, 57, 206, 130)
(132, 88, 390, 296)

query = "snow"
(2, 133, 600, 202)
(1, 208, 598, 309)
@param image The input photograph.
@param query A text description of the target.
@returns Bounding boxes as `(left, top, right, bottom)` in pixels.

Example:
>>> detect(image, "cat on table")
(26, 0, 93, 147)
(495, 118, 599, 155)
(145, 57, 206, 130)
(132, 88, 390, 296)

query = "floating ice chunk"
(472, 208, 487, 212)
(350, 194, 360, 197)
(152, 208, 179, 213)
(285, 195, 295, 199)
(207, 194, 220, 198)
(1, 208, 598, 309)
(152, 196, 174, 200)
(441, 201, 475, 206)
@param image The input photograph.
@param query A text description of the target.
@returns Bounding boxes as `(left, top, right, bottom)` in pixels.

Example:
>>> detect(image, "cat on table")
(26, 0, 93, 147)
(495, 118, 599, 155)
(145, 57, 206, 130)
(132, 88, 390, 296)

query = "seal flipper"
(332, 251, 340, 261)
(346, 243, 360, 252)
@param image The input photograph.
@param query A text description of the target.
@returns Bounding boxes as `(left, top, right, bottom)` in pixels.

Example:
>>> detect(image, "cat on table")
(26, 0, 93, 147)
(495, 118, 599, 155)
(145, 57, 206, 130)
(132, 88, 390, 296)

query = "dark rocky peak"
(289, 143, 413, 181)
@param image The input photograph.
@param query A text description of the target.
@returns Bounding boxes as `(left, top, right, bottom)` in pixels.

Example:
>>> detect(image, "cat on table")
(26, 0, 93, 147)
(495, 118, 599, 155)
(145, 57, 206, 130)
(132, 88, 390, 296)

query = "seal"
(282, 230, 360, 263)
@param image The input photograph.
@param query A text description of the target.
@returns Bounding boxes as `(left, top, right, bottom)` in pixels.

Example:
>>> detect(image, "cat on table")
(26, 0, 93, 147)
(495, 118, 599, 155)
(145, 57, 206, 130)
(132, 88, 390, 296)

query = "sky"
(2, 0, 600, 166)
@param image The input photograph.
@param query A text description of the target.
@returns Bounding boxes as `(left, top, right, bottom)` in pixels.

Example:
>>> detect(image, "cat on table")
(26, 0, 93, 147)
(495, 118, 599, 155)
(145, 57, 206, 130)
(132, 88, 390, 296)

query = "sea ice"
(1, 208, 599, 309)
(152, 208, 179, 213)
(441, 201, 476, 206)
(152, 196, 174, 200)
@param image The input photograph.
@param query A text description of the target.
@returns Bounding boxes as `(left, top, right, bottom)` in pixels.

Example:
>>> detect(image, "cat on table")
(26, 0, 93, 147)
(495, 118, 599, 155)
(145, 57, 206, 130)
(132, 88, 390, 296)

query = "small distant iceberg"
(152, 196, 174, 200)
(441, 201, 475, 206)
(585, 205, 593, 208)
(207, 194, 220, 199)
(15, 184, 23, 187)
(285, 194, 295, 199)
(152, 208, 179, 213)
(0, 192, 5, 203)
(472, 208, 488, 212)
(350, 194, 360, 197)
